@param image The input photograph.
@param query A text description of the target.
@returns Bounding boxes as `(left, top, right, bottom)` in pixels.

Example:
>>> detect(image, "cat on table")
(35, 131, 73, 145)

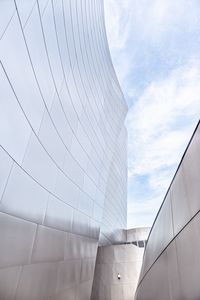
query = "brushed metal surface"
(92, 244, 144, 300)
(0, 0, 127, 298)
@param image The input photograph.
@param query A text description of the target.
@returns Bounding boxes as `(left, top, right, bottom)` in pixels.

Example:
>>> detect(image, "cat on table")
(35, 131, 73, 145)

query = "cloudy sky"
(104, 0, 200, 228)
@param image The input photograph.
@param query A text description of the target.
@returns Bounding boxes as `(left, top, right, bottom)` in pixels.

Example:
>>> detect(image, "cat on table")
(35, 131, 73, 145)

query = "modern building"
(1, 1, 199, 300)
(135, 121, 200, 300)
(0, 1, 127, 299)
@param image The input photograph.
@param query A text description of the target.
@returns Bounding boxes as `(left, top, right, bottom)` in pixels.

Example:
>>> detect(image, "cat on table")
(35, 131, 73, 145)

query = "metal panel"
(92, 244, 144, 300)
(31, 225, 65, 263)
(76, 280, 93, 300)
(15, 262, 58, 300)
(176, 214, 200, 299)
(182, 127, 200, 215)
(38, 111, 66, 167)
(0, 0, 128, 298)
(54, 170, 79, 208)
(22, 133, 58, 192)
(44, 194, 73, 232)
(171, 166, 191, 235)
(0, 266, 21, 300)
(0, 212, 36, 268)
(0, 147, 13, 200)
(72, 210, 90, 236)
(143, 192, 173, 274)
(81, 258, 96, 281)
(0, 13, 45, 133)
(50, 287, 76, 300)
(0, 164, 49, 224)
(0, 1, 15, 39)
(166, 240, 181, 299)
(56, 260, 82, 291)
(23, 2, 55, 110)
(0, 65, 31, 164)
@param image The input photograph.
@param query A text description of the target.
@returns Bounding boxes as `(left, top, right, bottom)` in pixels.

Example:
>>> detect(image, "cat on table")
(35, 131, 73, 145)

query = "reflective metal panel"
(92, 244, 144, 300)
(0, 0, 127, 298)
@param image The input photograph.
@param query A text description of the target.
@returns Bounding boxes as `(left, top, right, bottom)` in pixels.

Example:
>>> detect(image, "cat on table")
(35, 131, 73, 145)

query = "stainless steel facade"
(91, 244, 144, 300)
(135, 122, 200, 300)
(0, 1, 127, 299)
(92, 228, 150, 300)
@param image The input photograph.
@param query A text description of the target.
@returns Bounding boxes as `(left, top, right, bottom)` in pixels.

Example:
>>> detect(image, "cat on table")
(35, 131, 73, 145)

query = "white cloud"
(104, 0, 200, 91)
(126, 59, 200, 228)
(104, 0, 132, 83)
(104, 0, 131, 50)
(127, 196, 161, 228)
(127, 59, 200, 176)
(105, 0, 200, 49)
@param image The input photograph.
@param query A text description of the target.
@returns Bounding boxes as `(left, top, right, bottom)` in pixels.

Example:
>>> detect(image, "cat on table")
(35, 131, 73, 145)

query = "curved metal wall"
(92, 227, 150, 300)
(0, 1, 127, 299)
(135, 122, 200, 300)
(91, 244, 144, 300)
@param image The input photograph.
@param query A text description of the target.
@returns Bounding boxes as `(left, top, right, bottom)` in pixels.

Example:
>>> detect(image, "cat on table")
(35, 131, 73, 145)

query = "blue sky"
(104, 0, 200, 228)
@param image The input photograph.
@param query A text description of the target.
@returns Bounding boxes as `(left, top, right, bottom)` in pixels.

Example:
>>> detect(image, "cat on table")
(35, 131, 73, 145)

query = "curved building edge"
(0, 1, 127, 299)
(135, 121, 200, 300)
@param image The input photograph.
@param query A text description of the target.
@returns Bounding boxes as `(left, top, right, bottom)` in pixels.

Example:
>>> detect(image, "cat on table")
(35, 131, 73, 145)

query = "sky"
(104, 0, 200, 228)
